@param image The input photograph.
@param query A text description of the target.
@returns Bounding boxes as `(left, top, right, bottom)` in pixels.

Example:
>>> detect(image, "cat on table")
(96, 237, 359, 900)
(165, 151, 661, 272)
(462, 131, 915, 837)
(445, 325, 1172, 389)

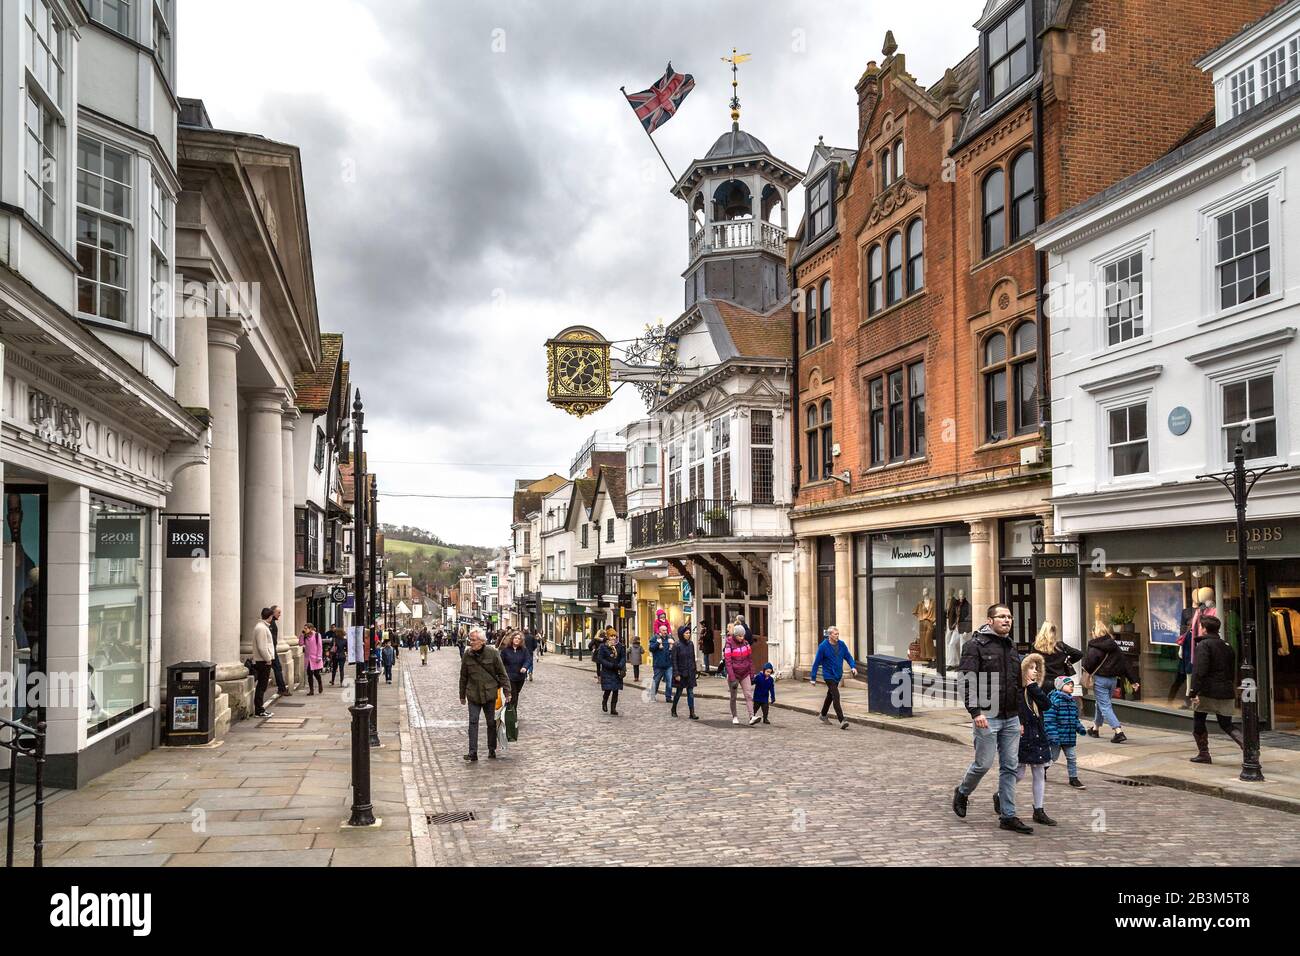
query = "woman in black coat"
(499, 632, 531, 713)
(699, 623, 715, 674)
(1014, 652, 1057, 827)
(595, 634, 625, 715)
(671, 631, 699, 719)
(1032, 622, 1083, 688)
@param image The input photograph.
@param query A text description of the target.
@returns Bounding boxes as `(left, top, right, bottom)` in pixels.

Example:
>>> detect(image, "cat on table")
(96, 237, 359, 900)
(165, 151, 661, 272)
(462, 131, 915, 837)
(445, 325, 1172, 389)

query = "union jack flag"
(624, 64, 695, 134)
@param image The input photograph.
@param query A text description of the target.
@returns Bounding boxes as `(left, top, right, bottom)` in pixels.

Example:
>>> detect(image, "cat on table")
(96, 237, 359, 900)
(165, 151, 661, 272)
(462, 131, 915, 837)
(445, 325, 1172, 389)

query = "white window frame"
(1198, 171, 1285, 324)
(76, 136, 136, 326)
(85, 0, 134, 37)
(1229, 63, 1257, 117)
(1206, 355, 1286, 468)
(1091, 232, 1154, 356)
(152, 0, 173, 82)
(1095, 386, 1158, 488)
(150, 166, 174, 349)
(1106, 401, 1151, 479)
(23, 0, 68, 238)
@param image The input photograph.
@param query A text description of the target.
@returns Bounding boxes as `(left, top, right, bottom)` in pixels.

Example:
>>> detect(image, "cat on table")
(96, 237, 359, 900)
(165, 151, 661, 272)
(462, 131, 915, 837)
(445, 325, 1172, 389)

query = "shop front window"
(4, 489, 46, 724)
(88, 498, 149, 734)
(1083, 562, 1248, 715)
(868, 532, 937, 663)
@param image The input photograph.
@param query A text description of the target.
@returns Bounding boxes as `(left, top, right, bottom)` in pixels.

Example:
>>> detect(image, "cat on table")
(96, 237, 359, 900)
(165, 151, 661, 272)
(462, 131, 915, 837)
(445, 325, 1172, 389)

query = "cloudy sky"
(178, 0, 984, 546)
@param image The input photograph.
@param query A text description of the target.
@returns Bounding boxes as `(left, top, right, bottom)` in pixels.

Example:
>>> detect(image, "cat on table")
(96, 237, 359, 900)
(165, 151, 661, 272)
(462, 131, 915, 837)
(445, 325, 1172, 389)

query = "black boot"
(1190, 728, 1212, 764)
(1032, 807, 1057, 827)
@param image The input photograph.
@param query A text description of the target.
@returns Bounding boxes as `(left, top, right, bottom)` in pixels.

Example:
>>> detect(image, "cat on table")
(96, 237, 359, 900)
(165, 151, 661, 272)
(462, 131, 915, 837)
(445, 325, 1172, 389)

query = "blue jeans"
(1050, 742, 1078, 777)
(958, 715, 1020, 820)
(1092, 676, 1122, 730)
(652, 666, 673, 701)
(672, 682, 694, 712)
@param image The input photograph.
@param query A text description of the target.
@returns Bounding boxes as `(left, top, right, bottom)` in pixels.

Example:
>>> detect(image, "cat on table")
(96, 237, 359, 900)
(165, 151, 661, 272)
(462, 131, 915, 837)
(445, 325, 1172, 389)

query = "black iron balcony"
(629, 498, 732, 550)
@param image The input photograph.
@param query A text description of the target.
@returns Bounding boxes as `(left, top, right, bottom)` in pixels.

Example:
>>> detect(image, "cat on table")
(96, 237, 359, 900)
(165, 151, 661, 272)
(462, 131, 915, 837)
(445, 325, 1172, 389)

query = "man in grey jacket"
(252, 607, 276, 718)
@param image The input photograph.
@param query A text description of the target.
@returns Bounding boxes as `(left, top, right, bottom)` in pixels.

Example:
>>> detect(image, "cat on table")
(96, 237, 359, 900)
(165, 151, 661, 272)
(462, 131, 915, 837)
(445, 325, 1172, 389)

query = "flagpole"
(620, 86, 686, 199)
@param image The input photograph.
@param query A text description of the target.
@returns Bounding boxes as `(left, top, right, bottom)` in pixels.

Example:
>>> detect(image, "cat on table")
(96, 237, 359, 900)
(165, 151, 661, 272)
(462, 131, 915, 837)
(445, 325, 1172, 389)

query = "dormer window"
(808, 173, 832, 237)
(983, 2, 1031, 105)
(1227, 34, 1300, 118)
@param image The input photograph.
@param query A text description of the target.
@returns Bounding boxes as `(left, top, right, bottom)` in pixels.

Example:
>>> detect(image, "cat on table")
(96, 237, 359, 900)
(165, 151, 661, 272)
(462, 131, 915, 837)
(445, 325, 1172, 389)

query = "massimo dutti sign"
(166, 518, 211, 558)
(95, 518, 141, 559)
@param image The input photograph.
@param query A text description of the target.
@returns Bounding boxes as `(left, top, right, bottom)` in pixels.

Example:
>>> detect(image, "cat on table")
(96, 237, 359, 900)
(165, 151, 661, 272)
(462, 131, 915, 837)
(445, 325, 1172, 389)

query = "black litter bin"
(867, 655, 913, 717)
(165, 661, 216, 745)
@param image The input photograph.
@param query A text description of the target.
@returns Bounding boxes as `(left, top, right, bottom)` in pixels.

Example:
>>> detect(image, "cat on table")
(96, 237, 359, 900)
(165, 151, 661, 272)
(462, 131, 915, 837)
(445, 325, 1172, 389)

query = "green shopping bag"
(505, 704, 518, 742)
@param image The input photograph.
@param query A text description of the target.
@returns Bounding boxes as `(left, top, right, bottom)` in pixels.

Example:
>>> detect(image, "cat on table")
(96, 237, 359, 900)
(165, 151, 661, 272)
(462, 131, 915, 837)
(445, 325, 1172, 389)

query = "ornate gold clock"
(546, 326, 612, 418)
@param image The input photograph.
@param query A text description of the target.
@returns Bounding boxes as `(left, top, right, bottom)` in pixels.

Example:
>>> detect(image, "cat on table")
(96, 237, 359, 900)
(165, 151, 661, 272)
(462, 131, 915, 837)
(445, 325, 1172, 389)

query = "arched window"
(820, 400, 834, 479)
(805, 404, 820, 482)
(893, 139, 904, 180)
(886, 231, 904, 306)
(805, 284, 818, 351)
(982, 168, 1006, 257)
(819, 277, 832, 342)
(761, 184, 784, 225)
(691, 192, 706, 234)
(880, 147, 893, 189)
(1010, 150, 1035, 241)
(712, 179, 753, 221)
(1012, 321, 1039, 433)
(981, 323, 1038, 442)
(982, 332, 1008, 442)
(867, 245, 883, 316)
(906, 219, 924, 294)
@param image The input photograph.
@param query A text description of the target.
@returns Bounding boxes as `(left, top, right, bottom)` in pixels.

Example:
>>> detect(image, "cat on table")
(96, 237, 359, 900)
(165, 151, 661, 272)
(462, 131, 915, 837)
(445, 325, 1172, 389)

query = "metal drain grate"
(275, 702, 307, 708)
(1109, 778, 1150, 787)
(427, 811, 476, 825)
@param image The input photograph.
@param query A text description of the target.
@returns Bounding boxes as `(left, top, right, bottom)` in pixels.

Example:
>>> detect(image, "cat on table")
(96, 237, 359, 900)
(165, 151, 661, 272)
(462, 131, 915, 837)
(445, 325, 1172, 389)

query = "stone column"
(833, 533, 854, 652)
(970, 519, 995, 623)
(796, 538, 817, 673)
(282, 405, 301, 688)
(208, 319, 250, 715)
(161, 285, 212, 669)
(241, 389, 285, 657)
(1040, 508, 1062, 629)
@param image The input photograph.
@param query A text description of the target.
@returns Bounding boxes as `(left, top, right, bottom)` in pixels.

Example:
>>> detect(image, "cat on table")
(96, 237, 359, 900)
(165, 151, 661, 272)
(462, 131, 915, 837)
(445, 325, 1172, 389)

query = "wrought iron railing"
(3, 715, 46, 868)
(629, 498, 733, 550)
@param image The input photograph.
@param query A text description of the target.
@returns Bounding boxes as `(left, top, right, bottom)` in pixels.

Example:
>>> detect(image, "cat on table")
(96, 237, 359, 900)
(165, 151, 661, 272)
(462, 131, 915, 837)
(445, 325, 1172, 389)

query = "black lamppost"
(1197, 442, 1288, 782)
(347, 390, 375, 827)
(366, 475, 382, 748)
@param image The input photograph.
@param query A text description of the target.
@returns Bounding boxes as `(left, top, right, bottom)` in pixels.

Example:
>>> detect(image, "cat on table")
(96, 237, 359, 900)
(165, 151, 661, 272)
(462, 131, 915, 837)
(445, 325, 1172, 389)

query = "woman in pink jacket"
(301, 624, 324, 696)
(724, 624, 761, 726)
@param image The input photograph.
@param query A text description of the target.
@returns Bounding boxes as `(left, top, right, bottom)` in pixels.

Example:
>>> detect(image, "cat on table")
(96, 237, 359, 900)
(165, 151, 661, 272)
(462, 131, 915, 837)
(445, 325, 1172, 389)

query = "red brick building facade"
(788, 0, 1277, 673)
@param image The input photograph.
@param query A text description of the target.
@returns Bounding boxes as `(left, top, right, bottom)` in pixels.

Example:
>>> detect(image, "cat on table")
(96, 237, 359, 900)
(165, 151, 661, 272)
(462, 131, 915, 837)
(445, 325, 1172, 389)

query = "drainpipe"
(789, 265, 800, 501)
(1032, 86, 1051, 455)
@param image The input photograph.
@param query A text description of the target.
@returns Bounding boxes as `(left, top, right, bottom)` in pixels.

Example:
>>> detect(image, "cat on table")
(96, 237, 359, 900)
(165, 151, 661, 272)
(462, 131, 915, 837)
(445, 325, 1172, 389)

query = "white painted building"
(1038, 0, 1300, 730)
(0, 0, 205, 786)
(623, 120, 800, 671)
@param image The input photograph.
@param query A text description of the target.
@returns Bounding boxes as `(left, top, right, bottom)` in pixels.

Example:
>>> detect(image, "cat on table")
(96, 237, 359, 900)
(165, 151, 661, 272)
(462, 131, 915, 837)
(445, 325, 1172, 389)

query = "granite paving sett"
(404, 648, 1300, 867)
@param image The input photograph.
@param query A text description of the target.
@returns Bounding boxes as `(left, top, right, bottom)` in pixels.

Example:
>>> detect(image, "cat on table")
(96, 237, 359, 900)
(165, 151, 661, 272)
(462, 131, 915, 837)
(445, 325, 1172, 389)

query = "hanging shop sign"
(165, 517, 210, 558)
(95, 518, 142, 559)
(1031, 552, 1079, 579)
(29, 388, 82, 451)
(330, 585, 348, 604)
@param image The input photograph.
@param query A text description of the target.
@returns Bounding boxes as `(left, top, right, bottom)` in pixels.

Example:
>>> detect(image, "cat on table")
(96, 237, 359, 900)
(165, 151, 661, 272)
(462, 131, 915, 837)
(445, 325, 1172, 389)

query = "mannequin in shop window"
(1172, 586, 1217, 708)
(913, 587, 937, 662)
(945, 588, 972, 665)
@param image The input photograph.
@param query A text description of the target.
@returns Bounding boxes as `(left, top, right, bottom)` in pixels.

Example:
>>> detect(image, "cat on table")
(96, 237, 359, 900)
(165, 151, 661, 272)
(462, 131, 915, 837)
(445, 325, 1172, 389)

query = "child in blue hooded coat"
(752, 662, 776, 725)
(1043, 674, 1088, 790)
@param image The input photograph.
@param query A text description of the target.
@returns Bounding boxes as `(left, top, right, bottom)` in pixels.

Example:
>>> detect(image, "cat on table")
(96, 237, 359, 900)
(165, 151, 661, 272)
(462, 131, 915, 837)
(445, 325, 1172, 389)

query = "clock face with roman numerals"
(556, 346, 604, 395)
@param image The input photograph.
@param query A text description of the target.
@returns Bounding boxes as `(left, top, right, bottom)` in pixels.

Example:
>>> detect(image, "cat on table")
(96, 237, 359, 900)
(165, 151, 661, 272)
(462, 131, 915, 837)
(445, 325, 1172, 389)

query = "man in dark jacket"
(952, 604, 1032, 834)
(1189, 616, 1242, 763)
(458, 627, 511, 761)
(523, 631, 538, 680)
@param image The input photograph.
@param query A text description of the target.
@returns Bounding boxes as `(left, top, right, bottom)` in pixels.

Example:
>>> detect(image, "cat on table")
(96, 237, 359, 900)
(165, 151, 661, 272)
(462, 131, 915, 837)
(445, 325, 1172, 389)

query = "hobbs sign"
(165, 517, 211, 558)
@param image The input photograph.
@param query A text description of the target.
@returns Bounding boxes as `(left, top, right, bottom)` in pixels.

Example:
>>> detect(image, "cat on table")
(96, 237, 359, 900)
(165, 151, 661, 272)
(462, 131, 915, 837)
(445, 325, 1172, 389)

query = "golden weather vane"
(721, 48, 751, 127)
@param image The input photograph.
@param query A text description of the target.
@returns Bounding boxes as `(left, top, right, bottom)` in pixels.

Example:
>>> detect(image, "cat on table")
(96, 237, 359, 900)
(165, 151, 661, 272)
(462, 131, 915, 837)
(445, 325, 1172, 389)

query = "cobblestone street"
(404, 650, 1300, 867)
